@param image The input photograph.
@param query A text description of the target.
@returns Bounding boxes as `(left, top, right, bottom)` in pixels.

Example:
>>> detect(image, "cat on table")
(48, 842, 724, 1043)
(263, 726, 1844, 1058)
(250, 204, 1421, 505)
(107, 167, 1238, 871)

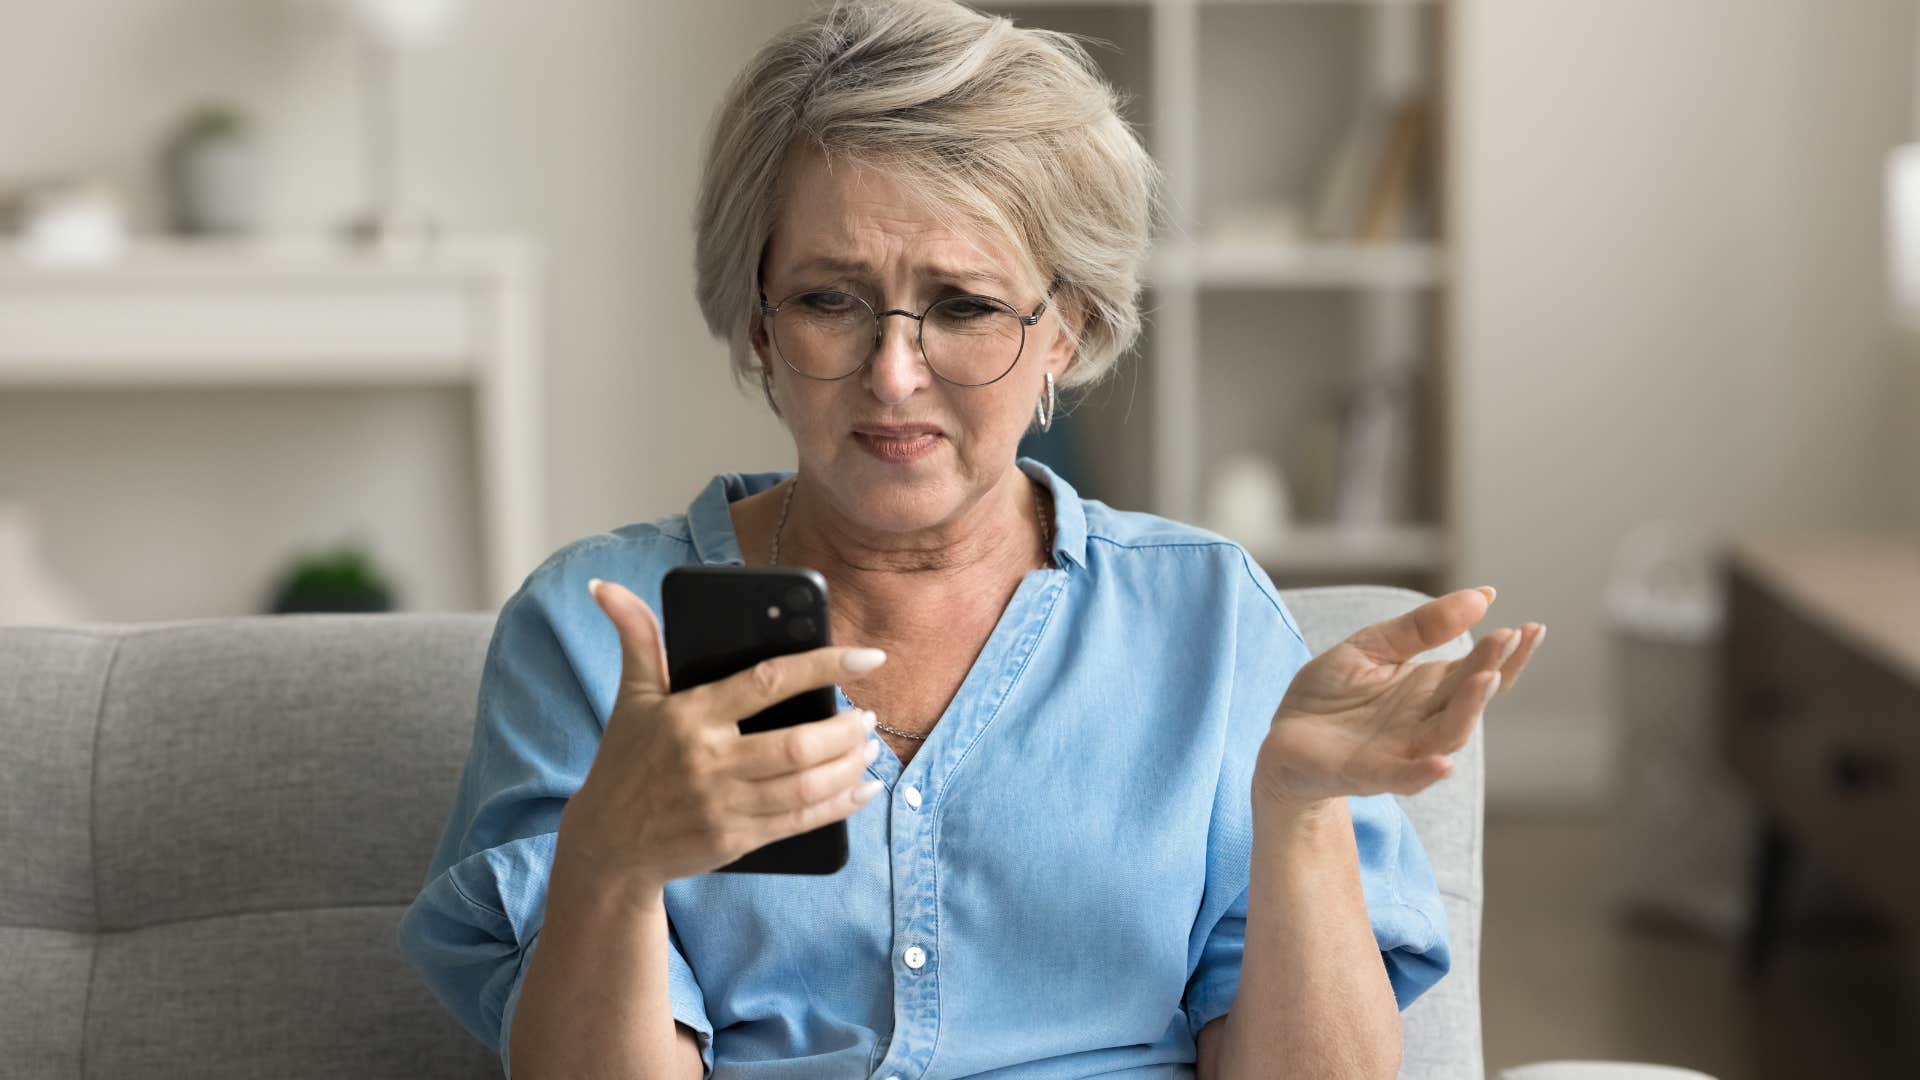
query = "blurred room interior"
(2, 1, 1918, 1078)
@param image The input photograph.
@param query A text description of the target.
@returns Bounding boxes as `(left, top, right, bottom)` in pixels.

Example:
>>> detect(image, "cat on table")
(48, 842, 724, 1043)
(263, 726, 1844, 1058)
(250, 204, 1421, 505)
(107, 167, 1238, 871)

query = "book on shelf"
(1331, 366, 1415, 529)
(1310, 91, 1433, 245)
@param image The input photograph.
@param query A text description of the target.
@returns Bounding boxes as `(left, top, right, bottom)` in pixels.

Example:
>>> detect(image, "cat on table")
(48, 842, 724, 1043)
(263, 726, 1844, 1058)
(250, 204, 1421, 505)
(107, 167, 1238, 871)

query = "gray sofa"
(0, 584, 1482, 1079)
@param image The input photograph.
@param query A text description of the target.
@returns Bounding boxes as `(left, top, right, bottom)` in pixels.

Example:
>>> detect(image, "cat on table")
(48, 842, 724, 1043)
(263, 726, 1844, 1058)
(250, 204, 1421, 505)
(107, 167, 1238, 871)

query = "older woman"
(400, 1, 1543, 1077)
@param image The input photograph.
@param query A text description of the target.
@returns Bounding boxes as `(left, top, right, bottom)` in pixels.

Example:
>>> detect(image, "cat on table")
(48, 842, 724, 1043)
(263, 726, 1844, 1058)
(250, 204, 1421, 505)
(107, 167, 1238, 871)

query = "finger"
(1431, 626, 1517, 707)
(727, 707, 878, 780)
(1346, 586, 1496, 666)
(1500, 623, 1545, 689)
(1414, 668, 1500, 760)
(730, 731, 881, 815)
(745, 769, 886, 847)
(589, 578, 670, 700)
(685, 645, 887, 728)
(1375, 752, 1455, 796)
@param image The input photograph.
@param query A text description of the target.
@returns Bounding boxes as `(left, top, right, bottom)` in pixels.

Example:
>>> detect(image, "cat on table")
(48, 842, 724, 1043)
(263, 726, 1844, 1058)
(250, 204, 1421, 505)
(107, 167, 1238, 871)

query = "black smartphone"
(660, 564, 850, 875)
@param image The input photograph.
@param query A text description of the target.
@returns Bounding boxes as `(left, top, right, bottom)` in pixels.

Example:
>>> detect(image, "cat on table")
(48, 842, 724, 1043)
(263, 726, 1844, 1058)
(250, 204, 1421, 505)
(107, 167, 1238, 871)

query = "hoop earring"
(760, 365, 783, 418)
(1035, 371, 1056, 433)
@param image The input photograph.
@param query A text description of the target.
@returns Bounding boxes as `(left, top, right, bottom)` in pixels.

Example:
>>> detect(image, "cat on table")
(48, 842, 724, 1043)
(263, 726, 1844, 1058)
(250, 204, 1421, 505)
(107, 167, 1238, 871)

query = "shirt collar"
(685, 455, 1087, 571)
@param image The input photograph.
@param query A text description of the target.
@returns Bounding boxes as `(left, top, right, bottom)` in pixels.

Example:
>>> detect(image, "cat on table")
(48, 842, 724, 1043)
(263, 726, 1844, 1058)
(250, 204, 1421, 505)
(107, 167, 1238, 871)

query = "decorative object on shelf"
(1331, 365, 1414, 529)
(1290, 398, 1346, 523)
(5, 178, 129, 263)
(265, 537, 398, 613)
(1204, 452, 1293, 549)
(161, 101, 263, 236)
(340, 0, 463, 255)
(0, 499, 91, 626)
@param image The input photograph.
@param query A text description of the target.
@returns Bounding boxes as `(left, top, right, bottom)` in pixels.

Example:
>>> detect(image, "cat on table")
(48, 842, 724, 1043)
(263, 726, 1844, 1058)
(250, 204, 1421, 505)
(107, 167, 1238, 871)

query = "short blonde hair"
(692, 0, 1166, 404)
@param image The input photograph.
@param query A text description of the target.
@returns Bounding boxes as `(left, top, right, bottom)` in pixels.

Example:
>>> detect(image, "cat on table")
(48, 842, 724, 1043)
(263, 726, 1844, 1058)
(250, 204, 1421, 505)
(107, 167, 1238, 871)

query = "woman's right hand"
(555, 577, 888, 892)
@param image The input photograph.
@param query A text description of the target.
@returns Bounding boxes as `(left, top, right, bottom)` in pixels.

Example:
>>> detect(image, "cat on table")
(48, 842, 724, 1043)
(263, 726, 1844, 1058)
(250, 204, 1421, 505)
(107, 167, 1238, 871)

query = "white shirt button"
(903, 945, 926, 969)
(886, 1076, 900, 1080)
(903, 784, 923, 810)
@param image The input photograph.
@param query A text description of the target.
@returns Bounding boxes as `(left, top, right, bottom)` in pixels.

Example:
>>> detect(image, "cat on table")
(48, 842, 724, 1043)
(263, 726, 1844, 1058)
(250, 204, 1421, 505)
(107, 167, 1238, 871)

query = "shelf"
(1148, 240, 1443, 289)
(0, 235, 537, 386)
(1243, 523, 1448, 574)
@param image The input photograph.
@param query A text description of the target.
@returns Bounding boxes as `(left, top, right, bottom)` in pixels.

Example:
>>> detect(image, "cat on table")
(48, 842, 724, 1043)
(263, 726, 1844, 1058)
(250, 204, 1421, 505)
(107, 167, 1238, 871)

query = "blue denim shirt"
(398, 457, 1450, 1078)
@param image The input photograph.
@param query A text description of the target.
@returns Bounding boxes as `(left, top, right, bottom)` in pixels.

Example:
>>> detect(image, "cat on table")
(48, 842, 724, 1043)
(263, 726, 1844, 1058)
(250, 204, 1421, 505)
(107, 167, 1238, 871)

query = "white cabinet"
(0, 234, 544, 611)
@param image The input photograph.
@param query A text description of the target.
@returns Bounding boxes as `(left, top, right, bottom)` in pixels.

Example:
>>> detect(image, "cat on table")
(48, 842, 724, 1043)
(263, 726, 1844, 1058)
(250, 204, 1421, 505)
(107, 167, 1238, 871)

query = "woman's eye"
(799, 291, 855, 312)
(941, 299, 996, 318)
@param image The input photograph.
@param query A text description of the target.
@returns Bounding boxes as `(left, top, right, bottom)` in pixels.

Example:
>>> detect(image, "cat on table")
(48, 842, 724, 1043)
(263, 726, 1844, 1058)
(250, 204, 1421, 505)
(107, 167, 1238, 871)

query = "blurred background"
(3, 1, 1918, 1077)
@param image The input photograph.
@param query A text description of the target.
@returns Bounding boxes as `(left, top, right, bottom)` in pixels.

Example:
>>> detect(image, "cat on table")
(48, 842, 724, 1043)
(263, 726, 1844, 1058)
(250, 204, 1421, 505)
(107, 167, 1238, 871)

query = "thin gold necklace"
(766, 474, 1052, 741)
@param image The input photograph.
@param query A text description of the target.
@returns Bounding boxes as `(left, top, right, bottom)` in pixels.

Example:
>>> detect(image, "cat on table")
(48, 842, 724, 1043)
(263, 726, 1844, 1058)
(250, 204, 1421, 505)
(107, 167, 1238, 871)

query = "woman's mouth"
(853, 431, 942, 463)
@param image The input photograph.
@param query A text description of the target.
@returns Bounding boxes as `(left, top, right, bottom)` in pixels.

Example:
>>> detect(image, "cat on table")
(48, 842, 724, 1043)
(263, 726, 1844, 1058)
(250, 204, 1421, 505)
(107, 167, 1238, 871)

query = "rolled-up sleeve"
(1182, 551, 1452, 1042)
(396, 556, 715, 1077)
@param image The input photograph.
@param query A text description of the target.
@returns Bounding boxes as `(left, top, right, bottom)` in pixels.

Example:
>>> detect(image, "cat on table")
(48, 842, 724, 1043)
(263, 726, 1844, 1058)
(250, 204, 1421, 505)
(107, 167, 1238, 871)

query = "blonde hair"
(692, 0, 1166, 406)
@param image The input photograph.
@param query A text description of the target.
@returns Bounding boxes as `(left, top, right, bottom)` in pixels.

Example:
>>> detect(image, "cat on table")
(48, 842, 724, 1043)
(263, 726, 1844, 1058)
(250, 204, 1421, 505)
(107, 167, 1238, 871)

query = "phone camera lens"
(787, 615, 816, 640)
(784, 584, 814, 611)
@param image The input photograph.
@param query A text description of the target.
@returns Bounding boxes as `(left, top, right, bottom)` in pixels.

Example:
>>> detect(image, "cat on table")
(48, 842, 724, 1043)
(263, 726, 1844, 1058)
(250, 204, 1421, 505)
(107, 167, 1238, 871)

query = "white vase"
(1205, 453, 1293, 548)
(0, 501, 91, 626)
(167, 134, 261, 235)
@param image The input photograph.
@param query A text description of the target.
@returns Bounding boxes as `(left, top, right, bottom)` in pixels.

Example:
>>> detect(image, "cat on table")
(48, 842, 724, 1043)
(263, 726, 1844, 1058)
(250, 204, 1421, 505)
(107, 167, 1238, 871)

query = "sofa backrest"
(0, 614, 501, 1078)
(1279, 585, 1486, 1080)
(0, 586, 1481, 1079)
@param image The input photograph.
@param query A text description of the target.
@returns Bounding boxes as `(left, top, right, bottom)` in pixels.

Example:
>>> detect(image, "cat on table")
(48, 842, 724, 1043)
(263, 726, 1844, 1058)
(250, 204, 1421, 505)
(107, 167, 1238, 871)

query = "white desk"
(0, 235, 544, 610)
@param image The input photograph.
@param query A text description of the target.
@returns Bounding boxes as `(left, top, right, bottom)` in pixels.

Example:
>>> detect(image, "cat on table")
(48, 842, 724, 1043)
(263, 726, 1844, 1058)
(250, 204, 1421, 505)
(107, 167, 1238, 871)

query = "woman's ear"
(1044, 293, 1082, 382)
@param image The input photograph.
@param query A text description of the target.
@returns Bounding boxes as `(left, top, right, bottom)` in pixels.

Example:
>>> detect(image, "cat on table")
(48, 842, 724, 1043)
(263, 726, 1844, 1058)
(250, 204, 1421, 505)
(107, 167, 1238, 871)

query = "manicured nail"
(842, 648, 888, 673)
(863, 739, 881, 763)
(855, 778, 885, 801)
(861, 710, 878, 732)
(1477, 585, 1497, 605)
(587, 577, 603, 599)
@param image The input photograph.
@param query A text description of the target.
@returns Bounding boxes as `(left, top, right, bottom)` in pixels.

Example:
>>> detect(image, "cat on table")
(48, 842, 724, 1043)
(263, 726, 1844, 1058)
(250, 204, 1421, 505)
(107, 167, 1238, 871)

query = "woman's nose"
(864, 314, 930, 402)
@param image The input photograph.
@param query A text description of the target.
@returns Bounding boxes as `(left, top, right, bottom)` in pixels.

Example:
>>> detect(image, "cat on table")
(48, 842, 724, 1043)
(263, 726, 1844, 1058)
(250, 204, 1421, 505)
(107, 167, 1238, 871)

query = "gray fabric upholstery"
(0, 585, 1481, 1078)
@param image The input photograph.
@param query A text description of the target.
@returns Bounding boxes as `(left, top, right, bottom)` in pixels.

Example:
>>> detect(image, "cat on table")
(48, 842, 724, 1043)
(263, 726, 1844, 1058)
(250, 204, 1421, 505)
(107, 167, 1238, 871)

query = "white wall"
(1451, 0, 1919, 807)
(0, 0, 805, 618)
(4, 1, 1917, 810)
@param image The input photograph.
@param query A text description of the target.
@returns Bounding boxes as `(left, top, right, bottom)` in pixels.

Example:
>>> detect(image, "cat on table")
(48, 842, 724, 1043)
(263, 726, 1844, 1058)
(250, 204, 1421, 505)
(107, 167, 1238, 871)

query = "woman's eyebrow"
(790, 255, 1009, 290)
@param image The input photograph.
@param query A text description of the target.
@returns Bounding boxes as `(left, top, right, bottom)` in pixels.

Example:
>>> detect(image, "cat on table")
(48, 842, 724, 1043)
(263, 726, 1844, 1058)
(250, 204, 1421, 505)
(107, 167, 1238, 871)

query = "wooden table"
(1718, 532, 1920, 977)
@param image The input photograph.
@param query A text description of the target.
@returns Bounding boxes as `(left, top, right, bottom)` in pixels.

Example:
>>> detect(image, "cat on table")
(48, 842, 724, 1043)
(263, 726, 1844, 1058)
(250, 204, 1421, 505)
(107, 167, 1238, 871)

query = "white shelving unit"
(991, 0, 1453, 588)
(0, 234, 546, 610)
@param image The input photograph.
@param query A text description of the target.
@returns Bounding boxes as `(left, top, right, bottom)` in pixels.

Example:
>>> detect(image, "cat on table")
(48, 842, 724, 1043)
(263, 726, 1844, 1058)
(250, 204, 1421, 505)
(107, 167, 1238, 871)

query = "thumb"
(588, 578, 670, 700)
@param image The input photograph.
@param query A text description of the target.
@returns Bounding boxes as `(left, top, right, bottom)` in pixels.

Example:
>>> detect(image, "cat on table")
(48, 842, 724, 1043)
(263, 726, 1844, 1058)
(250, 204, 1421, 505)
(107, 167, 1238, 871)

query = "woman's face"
(751, 147, 1076, 539)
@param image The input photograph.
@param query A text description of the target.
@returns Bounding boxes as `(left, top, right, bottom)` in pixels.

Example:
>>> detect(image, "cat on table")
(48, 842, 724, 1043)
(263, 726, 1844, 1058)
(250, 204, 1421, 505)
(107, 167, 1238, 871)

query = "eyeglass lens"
(770, 290, 1025, 385)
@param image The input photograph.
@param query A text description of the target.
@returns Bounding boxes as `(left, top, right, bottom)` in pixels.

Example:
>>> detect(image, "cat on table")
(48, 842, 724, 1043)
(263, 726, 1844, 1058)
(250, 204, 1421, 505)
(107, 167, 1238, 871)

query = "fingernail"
(587, 577, 603, 599)
(861, 709, 878, 732)
(863, 738, 881, 763)
(1499, 630, 1522, 663)
(842, 648, 888, 673)
(1477, 585, 1497, 605)
(856, 778, 885, 801)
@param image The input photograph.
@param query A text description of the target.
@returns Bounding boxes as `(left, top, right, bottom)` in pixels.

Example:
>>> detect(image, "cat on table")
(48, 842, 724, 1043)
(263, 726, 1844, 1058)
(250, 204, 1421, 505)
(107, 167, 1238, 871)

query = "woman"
(399, 1, 1544, 1077)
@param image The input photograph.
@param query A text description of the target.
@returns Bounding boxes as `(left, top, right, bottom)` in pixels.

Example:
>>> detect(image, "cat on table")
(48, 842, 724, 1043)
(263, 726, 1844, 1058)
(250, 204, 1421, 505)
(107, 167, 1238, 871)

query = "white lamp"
(340, 0, 460, 254)
(1886, 143, 1920, 330)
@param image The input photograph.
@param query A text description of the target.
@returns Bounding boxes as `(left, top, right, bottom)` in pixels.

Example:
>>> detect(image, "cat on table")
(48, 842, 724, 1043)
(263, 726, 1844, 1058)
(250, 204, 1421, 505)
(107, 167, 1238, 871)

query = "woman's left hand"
(1252, 586, 1545, 815)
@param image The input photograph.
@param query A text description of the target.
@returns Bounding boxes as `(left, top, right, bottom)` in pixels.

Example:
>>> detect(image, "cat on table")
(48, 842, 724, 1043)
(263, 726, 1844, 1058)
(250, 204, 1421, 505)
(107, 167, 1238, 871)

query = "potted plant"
(266, 540, 397, 614)
(162, 100, 262, 235)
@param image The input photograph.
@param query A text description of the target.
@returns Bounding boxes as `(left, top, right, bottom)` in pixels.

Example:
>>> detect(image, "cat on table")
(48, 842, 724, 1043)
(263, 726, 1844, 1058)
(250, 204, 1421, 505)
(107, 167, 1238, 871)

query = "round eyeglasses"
(757, 275, 1061, 387)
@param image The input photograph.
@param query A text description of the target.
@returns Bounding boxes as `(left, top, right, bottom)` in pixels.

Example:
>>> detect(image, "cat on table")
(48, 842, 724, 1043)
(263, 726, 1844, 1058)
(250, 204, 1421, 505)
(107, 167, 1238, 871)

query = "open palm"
(1253, 587, 1545, 811)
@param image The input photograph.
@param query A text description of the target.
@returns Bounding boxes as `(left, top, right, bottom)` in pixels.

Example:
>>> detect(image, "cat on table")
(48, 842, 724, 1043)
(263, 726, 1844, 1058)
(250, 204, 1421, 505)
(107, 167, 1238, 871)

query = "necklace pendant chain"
(764, 472, 1052, 741)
